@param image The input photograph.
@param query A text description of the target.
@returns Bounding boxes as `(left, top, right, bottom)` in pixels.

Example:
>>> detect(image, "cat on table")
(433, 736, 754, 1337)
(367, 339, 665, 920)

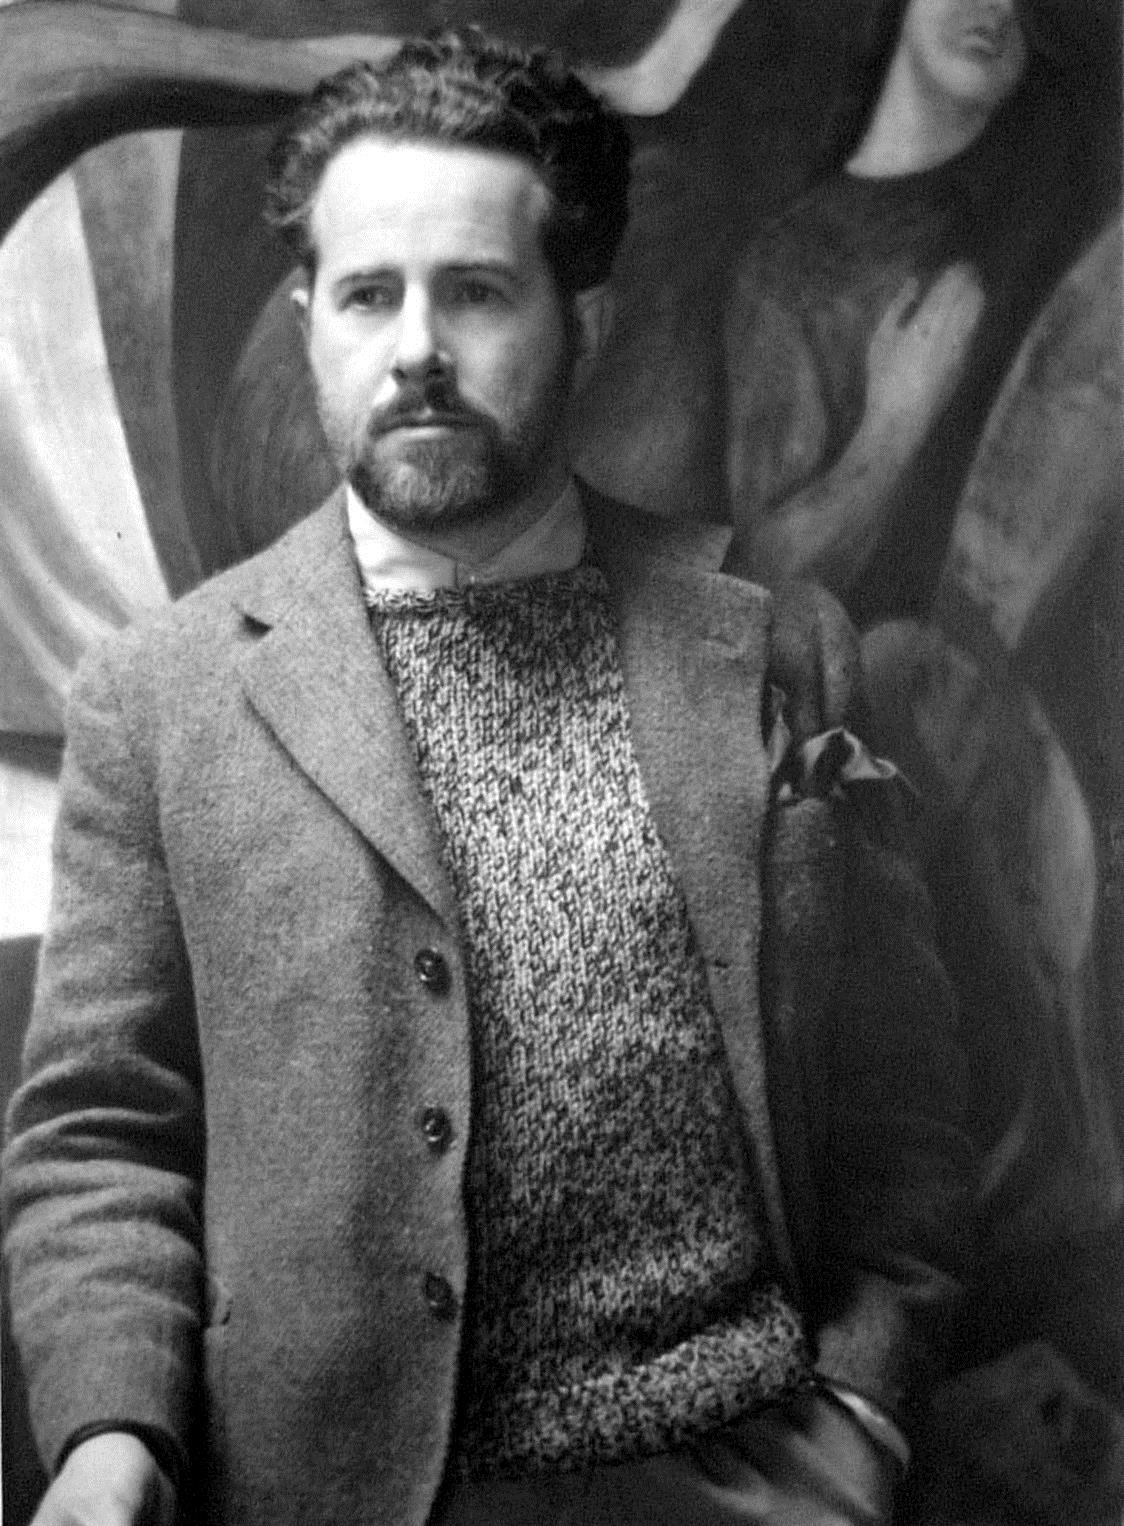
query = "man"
(3, 30, 970, 1526)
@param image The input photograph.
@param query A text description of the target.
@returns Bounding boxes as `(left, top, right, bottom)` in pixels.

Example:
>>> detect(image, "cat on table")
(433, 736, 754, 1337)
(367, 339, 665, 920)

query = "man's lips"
(374, 411, 476, 435)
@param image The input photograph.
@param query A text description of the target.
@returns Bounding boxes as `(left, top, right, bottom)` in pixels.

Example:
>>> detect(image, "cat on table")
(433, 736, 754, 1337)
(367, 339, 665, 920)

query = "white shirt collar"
(347, 481, 585, 598)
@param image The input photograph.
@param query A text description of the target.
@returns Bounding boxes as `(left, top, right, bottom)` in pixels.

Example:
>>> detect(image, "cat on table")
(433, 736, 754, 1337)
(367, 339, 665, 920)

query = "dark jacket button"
(423, 1273, 458, 1320)
(419, 1106, 452, 1153)
(414, 948, 450, 994)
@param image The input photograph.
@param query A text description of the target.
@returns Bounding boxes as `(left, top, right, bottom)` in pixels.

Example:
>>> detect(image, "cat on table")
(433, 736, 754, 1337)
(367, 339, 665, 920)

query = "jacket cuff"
(58, 1420, 184, 1491)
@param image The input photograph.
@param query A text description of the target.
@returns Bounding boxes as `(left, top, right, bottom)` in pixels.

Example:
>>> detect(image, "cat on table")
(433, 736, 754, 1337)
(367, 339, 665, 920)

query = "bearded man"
(3, 30, 969, 1526)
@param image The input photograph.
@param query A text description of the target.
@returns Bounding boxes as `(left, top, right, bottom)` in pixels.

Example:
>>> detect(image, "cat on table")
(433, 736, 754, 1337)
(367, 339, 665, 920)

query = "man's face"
(900, 0, 1028, 114)
(298, 137, 582, 536)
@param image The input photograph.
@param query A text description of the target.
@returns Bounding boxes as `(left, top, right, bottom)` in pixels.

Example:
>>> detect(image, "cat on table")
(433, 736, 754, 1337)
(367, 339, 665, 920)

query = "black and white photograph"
(0, 2, 1121, 1522)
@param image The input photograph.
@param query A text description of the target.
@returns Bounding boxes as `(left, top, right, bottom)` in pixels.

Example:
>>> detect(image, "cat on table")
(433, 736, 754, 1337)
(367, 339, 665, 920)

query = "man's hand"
(31, 1432, 176, 1526)
(687, 1390, 899, 1523)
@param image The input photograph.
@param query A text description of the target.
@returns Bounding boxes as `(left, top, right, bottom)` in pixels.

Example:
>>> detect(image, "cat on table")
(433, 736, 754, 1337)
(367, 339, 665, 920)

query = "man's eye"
(451, 280, 503, 307)
(345, 285, 396, 311)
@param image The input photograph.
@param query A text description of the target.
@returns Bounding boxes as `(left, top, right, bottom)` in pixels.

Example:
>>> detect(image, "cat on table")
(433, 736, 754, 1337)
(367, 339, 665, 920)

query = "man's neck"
(347, 474, 585, 596)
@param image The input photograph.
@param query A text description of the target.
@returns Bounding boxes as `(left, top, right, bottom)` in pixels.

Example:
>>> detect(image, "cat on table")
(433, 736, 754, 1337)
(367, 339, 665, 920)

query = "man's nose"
(391, 289, 447, 380)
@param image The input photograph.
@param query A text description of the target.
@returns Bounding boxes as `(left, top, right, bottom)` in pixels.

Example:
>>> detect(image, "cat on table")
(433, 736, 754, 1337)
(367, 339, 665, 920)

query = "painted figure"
(720, 0, 1124, 1471)
(723, 0, 1115, 625)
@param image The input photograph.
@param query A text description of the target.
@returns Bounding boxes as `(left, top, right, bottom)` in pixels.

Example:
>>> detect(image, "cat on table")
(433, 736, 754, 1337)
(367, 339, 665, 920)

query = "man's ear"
(289, 275, 311, 342)
(570, 283, 614, 386)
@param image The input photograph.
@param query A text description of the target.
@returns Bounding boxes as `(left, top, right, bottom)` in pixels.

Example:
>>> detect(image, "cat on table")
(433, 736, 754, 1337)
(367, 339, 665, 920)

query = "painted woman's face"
(900, 0, 1029, 115)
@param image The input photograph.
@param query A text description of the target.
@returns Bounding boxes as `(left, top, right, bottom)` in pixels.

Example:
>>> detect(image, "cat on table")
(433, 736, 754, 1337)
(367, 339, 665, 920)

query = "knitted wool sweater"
(367, 566, 811, 1477)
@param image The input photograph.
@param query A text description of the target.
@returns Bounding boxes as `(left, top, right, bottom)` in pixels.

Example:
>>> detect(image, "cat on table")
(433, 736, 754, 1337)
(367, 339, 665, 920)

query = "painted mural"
(0, 1, 1122, 1520)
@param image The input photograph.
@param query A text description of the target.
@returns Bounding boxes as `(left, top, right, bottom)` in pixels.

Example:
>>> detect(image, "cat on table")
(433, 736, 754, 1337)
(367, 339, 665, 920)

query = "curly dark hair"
(264, 27, 631, 295)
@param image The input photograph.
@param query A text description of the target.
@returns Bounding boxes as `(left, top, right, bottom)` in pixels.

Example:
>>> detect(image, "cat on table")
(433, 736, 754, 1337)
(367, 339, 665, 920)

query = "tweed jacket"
(2, 487, 969, 1526)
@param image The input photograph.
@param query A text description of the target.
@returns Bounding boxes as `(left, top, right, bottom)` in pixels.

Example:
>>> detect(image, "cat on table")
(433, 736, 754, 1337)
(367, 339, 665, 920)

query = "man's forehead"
(309, 137, 553, 266)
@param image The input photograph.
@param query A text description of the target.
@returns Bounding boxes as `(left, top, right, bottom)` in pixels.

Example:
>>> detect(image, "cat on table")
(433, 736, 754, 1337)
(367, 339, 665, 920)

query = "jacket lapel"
(233, 492, 456, 927)
(591, 508, 799, 1289)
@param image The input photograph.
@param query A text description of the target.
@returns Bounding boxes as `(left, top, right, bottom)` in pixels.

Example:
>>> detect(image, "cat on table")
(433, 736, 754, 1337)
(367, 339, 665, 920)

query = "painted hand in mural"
(861, 262, 984, 437)
(727, 262, 983, 594)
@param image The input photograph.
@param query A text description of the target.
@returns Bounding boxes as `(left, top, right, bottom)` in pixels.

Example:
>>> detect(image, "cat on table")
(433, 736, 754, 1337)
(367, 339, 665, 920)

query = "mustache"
(366, 381, 488, 437)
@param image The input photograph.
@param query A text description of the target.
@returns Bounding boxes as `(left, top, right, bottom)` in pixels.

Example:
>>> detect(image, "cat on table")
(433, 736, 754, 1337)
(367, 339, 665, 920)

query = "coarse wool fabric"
(367, 565, 812, 1479)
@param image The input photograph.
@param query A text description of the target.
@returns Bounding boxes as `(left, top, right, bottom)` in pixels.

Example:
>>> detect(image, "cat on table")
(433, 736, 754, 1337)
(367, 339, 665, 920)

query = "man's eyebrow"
(326, 267, 402, 303)
(331, 260, 518, 280)
(332, 266, 398, 285)
(439, 261, 529, 293)
(441, 260, 521, 278)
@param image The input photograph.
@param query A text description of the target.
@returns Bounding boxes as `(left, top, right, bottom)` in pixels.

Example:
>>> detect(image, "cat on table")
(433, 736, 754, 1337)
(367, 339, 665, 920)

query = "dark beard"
(349, 424, 523, 534)
(345, 363, 572, 531)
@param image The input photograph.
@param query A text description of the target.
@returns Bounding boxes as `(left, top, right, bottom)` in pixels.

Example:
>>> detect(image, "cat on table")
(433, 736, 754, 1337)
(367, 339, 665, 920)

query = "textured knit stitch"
(368, 567, 811, 1477)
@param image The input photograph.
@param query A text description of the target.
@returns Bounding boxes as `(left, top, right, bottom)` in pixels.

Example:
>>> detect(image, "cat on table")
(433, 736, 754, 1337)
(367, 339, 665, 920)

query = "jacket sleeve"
(1, 632, 205, 1481)
(761, 582, 975, 1429)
